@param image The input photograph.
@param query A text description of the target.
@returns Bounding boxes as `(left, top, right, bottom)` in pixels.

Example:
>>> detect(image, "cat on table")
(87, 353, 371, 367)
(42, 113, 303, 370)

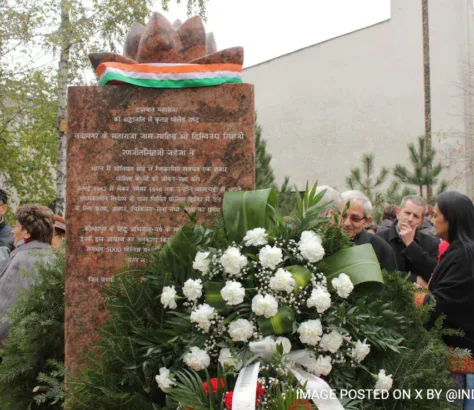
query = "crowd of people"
(0, 188, 66, 346)
(317, 185, 474, 404)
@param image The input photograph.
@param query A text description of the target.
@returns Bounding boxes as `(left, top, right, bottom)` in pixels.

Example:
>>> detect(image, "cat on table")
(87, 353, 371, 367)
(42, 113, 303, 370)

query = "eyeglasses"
(342, 214, 366, 223)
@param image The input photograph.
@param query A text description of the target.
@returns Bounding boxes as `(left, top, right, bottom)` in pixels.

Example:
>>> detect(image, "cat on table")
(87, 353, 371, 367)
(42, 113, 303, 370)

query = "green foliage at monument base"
(0, 245, 65, 410)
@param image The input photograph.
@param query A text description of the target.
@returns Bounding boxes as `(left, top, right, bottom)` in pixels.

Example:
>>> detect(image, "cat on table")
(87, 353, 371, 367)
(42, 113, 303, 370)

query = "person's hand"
(416, 276, 429, 289)
(399, 222, 416, 246)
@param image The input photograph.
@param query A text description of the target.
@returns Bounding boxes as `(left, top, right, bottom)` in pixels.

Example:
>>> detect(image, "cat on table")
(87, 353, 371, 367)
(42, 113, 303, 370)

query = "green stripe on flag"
(99, 72, 242, 88)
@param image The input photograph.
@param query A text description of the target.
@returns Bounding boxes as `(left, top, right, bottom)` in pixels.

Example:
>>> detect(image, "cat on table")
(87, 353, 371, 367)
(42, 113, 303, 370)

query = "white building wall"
(245, 0, 473, 197)
(429, 0, 474, 194)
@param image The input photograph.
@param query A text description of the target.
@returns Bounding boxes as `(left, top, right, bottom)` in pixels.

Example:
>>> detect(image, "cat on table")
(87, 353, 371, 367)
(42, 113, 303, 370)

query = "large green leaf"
(321, 244, 384, 295)
(285, 265, 312, 295)
(223, 188, 279, 243)
(257, 306, 295, 336)
(204, 282, 227, 311)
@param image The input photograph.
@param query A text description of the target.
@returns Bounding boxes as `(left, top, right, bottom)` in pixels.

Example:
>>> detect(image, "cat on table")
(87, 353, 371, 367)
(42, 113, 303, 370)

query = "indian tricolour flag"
(96, 62, 243, 88)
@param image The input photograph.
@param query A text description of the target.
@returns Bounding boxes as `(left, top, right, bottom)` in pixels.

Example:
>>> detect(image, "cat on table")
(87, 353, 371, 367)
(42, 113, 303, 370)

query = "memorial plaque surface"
(65, 84, 255, 372)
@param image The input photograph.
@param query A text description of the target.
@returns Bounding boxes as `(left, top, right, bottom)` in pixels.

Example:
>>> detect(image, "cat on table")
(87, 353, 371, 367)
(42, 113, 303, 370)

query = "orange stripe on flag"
(96, 63, 242, 77)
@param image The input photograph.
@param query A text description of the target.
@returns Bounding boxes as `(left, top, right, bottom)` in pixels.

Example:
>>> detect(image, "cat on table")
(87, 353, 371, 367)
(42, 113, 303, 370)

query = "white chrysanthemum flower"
(220, 247, 248, 276)
(307, 286, 332, 313)
(243, 228, 268, 247)
(351, 339, 371, 363)
(252, 294, 279, 318)
(375, 369, 393, 391)
(183, 347, 210, 371)
(306, 356, 332, 377)
(298, 231, 325, 263)
(190, 303, 215, 332)
(228, 319, 254, 342)
(183, 278, 203, 301)
(218, 348, 241, 369)
(155, 367, 175, 392)
(220, 281, 245, 305)
(298, 319, 323, 346)
(319, 330, 344, 354)
(300, 230, 322, 244)
(161, 286, 177, 309)
(193, 251, 211, 274)
(331, 273, 354, 298)
(275, 337, 292, 354)
(269, 268, 296, 293)
(258, 245, 283, 270)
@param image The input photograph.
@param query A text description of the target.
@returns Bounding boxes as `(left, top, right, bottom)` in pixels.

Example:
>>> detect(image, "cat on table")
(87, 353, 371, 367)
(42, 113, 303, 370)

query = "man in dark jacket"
(0, 189, 14, 251)
(376, 195, 438, 284)
(341, 191, 397, 272)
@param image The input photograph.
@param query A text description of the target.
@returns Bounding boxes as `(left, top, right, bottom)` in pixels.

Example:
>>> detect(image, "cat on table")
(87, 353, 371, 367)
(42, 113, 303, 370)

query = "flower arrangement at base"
(66, 185, 457, 410)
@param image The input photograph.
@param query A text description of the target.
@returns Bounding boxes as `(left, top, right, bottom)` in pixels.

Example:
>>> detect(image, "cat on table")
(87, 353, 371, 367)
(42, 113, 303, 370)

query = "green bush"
(0, 244, 65, 409)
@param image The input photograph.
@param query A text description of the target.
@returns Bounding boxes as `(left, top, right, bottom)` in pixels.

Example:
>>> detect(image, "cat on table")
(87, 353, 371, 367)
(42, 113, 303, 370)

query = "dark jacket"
(377, 219, 394, 233)
(0, 240, 52, 344)
(0, 218, 14, 252)
(354, 229, 398, 272)
(376, 220, 438, 282)
(425, 241, 474, 351)
(418, 218, 435, 237)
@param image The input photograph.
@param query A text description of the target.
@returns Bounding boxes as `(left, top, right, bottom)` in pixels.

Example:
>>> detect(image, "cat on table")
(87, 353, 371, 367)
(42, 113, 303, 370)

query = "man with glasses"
(376, 195, 438, 285)
(0, 189, 14, 252)
(341, 190, 397, 272)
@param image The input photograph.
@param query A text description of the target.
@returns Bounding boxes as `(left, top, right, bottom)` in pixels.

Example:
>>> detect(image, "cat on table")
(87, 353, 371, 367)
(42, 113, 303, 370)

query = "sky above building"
(160, 0, 391, 67)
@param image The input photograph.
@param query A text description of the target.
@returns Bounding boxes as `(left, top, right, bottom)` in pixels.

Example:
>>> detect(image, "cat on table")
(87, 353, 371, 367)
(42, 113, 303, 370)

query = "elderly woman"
(0, 204, 54, 344)
(341, 191, 397, 272)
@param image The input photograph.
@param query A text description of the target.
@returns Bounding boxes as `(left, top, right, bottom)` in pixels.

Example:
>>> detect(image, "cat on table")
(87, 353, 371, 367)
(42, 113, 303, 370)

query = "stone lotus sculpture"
(88, 12, 243, 71)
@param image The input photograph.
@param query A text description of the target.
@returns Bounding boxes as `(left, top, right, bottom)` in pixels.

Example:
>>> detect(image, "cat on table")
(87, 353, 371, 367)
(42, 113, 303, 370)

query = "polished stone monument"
(65, 13, 254, 373)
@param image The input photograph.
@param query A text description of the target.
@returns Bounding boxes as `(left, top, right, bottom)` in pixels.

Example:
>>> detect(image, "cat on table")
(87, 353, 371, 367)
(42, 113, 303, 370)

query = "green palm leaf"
(223, 188, 278, 243)
(321, 244, 384, 295)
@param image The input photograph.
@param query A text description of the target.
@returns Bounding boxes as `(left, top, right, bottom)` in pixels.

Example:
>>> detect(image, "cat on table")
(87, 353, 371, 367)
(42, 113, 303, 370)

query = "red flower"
(224, 382, 265, 409)
(224, 391, 234, 409)
(203, 378, 225, 394)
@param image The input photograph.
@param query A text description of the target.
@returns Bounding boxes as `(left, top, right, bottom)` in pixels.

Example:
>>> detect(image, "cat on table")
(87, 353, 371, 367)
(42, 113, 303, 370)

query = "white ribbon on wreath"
(232, 339, 344, 410)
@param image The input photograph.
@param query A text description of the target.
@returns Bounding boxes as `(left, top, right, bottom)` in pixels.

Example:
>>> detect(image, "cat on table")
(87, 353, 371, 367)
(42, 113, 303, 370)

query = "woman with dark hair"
(422, 191, 474, 407)
(0, 204, 54, 345)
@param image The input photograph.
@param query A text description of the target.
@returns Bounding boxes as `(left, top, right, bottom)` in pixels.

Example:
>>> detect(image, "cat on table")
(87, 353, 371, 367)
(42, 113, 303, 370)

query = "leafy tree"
(1, 0, 208, 214)
(393, 136, 448, 203)
(0, 71, 57, 209)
